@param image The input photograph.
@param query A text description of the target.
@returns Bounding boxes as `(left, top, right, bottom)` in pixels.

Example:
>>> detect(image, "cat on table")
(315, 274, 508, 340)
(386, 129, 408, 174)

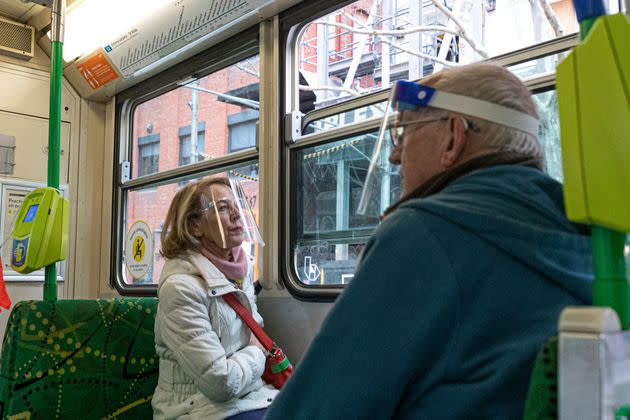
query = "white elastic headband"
(424, 90, 540, 137)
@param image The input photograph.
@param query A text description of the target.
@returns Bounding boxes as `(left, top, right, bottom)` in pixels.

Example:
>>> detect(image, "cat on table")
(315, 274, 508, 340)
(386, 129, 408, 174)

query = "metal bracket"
(20, 0, 54, 7)
(284, 111, 303, 144)
(120, 161, 131, 183)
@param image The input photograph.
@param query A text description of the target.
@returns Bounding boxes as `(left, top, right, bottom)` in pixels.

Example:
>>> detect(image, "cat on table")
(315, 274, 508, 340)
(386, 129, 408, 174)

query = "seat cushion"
(0, 298, 158, 419)
(523, 336, 558, 420)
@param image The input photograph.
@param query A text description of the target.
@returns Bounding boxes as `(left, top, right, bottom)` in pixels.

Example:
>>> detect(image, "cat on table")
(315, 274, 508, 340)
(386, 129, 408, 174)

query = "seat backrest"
(523, 336, 558, 420)
(0, 298, 158, 419)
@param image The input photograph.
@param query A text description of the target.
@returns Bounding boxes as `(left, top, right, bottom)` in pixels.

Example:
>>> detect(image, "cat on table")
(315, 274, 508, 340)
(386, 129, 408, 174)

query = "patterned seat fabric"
(523, 336, 558, 420)
(0, 298, 158, 419)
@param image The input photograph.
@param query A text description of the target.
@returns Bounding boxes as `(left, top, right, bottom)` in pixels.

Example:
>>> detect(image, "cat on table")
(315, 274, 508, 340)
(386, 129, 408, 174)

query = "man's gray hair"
(423, 63, 545, 169)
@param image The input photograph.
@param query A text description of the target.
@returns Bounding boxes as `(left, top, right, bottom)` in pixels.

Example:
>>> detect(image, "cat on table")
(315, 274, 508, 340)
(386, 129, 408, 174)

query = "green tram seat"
(523, 337, 558, 420)
(0, 298, 158, 419)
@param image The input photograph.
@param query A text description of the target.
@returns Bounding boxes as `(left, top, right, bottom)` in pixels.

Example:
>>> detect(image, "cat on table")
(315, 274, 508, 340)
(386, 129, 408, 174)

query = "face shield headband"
(357, 80, 540, 216)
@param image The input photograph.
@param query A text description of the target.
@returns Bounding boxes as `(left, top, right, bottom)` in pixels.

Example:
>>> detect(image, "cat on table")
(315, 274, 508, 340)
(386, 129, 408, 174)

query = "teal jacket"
(265, 165, 593, 419)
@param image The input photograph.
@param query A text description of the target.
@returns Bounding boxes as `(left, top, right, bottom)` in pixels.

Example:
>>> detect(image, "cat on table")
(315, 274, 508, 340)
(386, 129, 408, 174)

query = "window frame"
(112, 28, 260, 295)
(280, 2, 577, 300)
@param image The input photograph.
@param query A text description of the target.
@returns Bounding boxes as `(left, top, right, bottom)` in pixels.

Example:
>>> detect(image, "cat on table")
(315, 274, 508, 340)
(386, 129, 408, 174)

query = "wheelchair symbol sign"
(303, 256, 321, 282)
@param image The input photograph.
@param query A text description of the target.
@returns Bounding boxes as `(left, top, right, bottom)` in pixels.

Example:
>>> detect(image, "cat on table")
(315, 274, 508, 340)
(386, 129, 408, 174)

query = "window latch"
(284, 111, 303, 144)
(120, 161, 131, 183)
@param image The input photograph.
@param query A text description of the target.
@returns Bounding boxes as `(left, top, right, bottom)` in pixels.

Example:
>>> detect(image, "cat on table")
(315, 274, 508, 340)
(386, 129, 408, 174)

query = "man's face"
(388, 109, 449, 195)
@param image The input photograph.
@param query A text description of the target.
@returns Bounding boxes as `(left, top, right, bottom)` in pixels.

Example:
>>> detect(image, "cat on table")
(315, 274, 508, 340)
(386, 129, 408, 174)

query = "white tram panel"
(106, 0, 268, 78)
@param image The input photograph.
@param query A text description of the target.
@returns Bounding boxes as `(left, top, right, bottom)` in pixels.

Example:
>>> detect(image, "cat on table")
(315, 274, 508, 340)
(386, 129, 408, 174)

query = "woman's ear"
(440, 113, 468, 168)
(189, 216, 203, 239)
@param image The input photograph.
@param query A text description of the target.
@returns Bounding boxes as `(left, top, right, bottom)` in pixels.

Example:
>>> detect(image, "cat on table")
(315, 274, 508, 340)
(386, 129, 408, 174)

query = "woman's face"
(197, 183, 244, 250)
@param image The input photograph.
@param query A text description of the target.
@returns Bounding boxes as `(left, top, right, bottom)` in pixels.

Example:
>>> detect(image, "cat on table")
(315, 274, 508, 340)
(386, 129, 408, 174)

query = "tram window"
(291, 131, 400, 286)
(506, 52, 567, 82)
(304, 101, 387, 134)
(533, 89, 562, 182)
(115, 46, 261, 292)
(288, 86, 563, 291)
(294, 0, 580, 114)
(131, 56, 260, 179)
(123, 162, 260, 286)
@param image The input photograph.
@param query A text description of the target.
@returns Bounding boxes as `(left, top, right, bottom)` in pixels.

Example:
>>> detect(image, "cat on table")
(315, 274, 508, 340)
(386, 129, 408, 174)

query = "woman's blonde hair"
(160, 176, 231, 259)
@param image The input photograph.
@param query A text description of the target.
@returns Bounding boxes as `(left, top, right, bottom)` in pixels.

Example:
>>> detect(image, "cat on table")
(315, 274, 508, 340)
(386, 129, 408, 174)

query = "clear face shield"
(357, 84, 421, 217)
(200, 178, 264, 250)
(358, 80, 540, 218)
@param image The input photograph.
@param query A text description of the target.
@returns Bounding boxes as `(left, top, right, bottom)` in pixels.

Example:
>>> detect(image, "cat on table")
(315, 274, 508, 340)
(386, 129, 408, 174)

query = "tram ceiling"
(0, 0, 304, 102)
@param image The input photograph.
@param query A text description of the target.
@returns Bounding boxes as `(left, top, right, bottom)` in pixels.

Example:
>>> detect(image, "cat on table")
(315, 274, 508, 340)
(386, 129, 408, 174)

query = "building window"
(228, 110, 259, 152)
(137, 134, 160, 177)
(179, 122, 206, 166)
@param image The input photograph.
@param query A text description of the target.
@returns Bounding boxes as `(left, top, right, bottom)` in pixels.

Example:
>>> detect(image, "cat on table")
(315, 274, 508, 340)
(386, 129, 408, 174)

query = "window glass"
(123, 161, 260, 285)
(506, 52, 569, 82)
(292, 88, 564, 288)
(292, 132, 400, 286)
(304, 101, 386, 134)
(533, 90, 562, 182)
(296, 0, 580, 112)
(131, 56, 260, 179)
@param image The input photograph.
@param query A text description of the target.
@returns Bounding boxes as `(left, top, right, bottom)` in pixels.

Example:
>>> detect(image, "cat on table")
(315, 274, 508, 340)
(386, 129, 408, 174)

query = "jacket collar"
(382, 151, 541, 218)
(186, 250, 240, 290)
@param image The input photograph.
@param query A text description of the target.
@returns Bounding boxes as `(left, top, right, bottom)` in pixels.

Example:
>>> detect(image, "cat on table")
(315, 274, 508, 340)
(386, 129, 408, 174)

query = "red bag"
(223, 293, 293, 389)
(0, 256, 11, 312)
(262, 344, 293, 389)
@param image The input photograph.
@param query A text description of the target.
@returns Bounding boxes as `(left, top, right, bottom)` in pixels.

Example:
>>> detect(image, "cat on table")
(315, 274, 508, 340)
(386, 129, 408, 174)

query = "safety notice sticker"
(76, 51, 120, 90)
(125, 220, 154, 280)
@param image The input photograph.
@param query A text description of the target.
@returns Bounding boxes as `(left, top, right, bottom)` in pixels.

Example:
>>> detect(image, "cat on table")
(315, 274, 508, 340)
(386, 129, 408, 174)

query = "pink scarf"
(201, 246, 248, 282)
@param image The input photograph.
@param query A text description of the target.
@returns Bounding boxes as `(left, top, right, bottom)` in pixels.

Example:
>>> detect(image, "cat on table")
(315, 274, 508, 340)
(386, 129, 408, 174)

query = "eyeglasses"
(389, 116, 448, 147)
(201, 198, 246, 215)
(389, 115, 480, 147)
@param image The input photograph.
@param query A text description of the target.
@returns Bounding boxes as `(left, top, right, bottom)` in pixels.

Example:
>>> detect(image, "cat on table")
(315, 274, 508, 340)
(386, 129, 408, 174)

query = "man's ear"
(441, 113, 468, 168)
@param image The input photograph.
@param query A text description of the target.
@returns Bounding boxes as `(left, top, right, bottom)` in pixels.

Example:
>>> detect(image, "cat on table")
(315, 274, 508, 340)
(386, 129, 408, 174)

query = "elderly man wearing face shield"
(266, 63, 593, 419)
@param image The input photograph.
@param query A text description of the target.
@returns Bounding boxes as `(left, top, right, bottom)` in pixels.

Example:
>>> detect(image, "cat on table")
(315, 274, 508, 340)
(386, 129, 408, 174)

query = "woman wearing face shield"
(152, 177, 277, 420)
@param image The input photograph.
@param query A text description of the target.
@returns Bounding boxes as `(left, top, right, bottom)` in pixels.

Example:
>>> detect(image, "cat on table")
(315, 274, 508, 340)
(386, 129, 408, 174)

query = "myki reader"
(11, 187, 68, 274)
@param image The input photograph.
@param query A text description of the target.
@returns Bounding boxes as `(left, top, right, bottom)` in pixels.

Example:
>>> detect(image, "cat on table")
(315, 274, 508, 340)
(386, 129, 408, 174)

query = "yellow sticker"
(133, 237, 145, 262)
(125, 221, 154, 280)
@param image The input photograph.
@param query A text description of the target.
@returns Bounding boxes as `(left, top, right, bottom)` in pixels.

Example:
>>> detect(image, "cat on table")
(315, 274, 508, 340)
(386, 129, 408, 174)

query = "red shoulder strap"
(222, 293, 274, 351)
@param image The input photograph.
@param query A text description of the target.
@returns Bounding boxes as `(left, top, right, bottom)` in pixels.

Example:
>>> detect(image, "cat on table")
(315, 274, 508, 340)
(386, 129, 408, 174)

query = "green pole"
(573, 0, 630, 328)
(592, 227, 630, 328)
(44, 0, 65, 302)
(579, 17, 598, 39)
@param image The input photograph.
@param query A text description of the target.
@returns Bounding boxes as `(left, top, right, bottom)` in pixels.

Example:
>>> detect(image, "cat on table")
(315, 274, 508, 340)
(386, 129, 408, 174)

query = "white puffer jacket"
(152, 250, 278, 419)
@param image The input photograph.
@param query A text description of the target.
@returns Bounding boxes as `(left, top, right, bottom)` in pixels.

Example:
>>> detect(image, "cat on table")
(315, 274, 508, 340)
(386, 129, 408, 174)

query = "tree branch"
(298, 84, 361, 97)
(538, 0, 565, 37)
(312, 19, 460, 39)
(312, 20, 462, 68)
(431, 0, 489, 58)
(379, 37, 461, 68)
